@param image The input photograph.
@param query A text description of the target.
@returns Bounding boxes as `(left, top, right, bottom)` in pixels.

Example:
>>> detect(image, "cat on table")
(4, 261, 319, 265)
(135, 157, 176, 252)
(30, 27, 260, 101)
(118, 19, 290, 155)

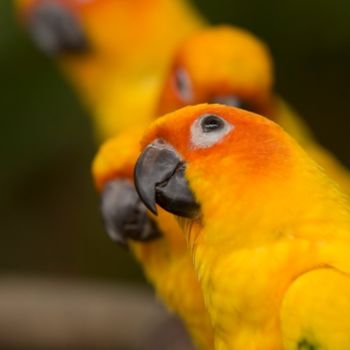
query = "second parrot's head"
(134, 104, 321, 246)
(158, 26, 275, 118)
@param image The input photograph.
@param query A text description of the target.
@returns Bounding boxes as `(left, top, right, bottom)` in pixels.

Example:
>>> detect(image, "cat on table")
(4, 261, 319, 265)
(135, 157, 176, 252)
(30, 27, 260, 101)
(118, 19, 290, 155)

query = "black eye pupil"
(201, 115, 224, 133)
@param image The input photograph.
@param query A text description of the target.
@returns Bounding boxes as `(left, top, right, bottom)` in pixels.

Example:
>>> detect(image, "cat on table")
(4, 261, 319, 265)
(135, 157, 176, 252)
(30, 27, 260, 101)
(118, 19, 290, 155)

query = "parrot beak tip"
(134, 162, 159, 216)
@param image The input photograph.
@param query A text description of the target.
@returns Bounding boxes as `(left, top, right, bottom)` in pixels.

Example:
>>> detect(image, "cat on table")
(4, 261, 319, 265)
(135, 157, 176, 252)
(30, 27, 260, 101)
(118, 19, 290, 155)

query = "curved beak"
(134, 140, 200, 219)
(25, 1, 89, 56)
(101, 179, 161, 246)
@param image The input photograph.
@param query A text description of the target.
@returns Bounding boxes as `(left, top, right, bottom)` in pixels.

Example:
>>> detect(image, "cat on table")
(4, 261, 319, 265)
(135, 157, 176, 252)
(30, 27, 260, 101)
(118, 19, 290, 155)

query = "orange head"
(134, 104, 328, 247)
(158, 26, 275, 118)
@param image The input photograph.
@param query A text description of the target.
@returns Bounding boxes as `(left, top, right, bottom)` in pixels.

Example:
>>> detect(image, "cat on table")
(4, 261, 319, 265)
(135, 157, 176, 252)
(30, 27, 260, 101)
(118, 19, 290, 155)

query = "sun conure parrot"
(94, 24, 349, 349)
(92, 127, 214, 350)
(134, 103, 350, 350)
(14, 0, 205, 139)
(157, 25, 350, 195)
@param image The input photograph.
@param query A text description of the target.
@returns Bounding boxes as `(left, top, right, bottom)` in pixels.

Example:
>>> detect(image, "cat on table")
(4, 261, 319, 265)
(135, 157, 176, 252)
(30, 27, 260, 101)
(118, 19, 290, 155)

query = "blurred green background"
(1, 0, 349, 283)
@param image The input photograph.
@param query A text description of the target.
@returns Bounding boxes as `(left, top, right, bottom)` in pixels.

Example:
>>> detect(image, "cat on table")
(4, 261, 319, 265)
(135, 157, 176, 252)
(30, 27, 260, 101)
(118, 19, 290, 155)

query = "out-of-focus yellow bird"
(92, 128, 214, 350)
(15, 0, 204, 139)
(135, 103, 350, 350)
(157, 25, 350, 195)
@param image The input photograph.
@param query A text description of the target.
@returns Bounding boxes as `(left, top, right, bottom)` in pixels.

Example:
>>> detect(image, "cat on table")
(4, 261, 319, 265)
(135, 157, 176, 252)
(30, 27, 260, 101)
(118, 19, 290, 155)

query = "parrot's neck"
(187, 166, 350, 349)
(61, 60, 164, 139)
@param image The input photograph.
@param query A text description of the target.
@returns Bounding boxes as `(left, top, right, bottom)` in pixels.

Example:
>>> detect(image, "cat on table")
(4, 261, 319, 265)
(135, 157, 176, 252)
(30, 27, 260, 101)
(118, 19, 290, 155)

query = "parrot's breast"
(198, 238, 332, 349)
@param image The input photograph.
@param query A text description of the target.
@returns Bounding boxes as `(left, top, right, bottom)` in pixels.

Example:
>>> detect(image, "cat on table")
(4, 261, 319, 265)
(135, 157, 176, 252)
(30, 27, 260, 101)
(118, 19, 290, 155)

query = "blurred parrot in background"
(92, 128, 214, 350)
(14, 0, 204, 139)
(135, 103, 350, 350)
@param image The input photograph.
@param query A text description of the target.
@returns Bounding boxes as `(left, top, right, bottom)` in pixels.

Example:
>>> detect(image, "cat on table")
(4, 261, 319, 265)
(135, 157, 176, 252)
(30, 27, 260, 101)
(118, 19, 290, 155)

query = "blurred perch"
(0, 275, 194, 350)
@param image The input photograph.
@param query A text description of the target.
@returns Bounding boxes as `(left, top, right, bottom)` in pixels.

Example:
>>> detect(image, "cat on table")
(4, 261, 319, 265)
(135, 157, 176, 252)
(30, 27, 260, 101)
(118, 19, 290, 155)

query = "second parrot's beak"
(101, 179, 161, 245)
(25, 1, 89, 56)
(134, 140, 200, 219)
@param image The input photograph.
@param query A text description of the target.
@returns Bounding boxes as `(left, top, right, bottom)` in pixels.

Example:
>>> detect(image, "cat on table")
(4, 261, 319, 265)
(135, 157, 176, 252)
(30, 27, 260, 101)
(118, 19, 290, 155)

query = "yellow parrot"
(134, 103, 350, 350)
(15, 0, 204, 139)
(92, 128, 214, 350)
(94, 25, 350, 349)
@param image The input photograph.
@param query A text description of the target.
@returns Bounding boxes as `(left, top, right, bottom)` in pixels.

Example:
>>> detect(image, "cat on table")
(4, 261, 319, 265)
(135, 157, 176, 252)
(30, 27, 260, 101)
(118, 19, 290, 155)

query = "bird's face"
(158, 26, 274, 118)
(135, 104, 298, 244)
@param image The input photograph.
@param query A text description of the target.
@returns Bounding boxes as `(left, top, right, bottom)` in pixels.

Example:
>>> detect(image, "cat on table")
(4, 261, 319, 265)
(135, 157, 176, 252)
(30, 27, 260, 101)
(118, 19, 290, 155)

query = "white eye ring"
(190, 114, 234, 149)
(173, 67, 193, 103)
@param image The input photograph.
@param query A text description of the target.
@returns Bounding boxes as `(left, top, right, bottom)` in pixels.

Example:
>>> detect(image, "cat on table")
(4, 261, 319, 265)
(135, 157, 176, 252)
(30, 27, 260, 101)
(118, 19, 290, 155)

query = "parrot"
(92, 127, 214, 350)
(14, 0, 205, 139)
(94, 25, 350, 349)
(157, 25, 350, 195)
(134, 103, 350, 350)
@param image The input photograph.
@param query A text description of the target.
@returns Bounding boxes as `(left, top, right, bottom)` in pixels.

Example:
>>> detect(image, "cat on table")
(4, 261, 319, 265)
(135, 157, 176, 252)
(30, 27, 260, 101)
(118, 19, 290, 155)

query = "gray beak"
(101, 179, 161, 246)
(26, 1, 89, 55)
(134, 140, 200, 219)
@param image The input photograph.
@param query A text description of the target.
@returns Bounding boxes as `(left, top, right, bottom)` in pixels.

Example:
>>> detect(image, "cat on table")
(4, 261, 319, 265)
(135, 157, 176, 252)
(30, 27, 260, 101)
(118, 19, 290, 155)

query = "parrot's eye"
(191, 114, 233, 149)
(174, 67, 193, 103)
(201, 115, 225, 132)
